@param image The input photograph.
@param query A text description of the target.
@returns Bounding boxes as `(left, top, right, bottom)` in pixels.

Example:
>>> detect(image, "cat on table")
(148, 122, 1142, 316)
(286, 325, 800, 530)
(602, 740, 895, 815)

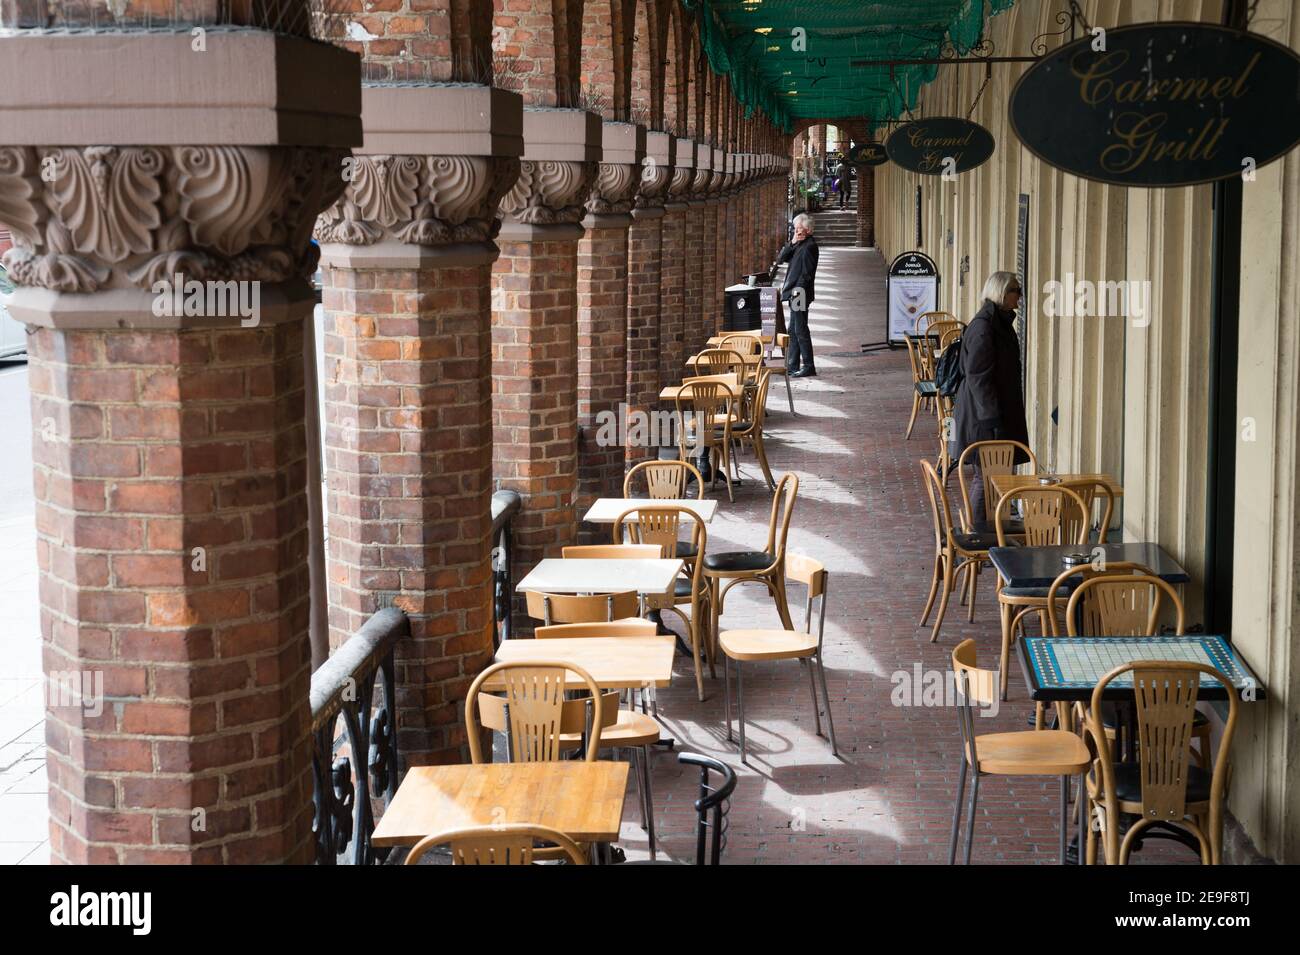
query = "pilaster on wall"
(492, 107, 601, 595)
(625, 131, 675, 466)
(686, 144, 715, 355)
(658, 139, 695, 396)
(316, 84, 522, 766)
(577, 122, 644, 538)
(0, 30, 359, 863)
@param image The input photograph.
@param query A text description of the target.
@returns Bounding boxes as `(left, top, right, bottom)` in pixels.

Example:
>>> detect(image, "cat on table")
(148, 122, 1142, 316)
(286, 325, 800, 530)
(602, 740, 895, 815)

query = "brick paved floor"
(618, 246, 1187, 864)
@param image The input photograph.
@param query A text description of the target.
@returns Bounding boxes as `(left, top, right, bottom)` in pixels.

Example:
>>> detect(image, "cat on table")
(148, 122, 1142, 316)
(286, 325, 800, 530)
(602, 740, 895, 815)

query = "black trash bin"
(723, 284, 761, 332)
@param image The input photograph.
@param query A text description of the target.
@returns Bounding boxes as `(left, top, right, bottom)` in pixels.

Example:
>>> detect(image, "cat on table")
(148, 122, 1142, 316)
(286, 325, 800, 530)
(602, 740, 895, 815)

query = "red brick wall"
(30, 323, 314, 863)
(625, 211, 663, 465)
(321, 261, 495, 765)
(576, 220, 631, 532)
(492, 235, 581, 579)
(657, 205, 686, 395)
(683, 202, 708, 355)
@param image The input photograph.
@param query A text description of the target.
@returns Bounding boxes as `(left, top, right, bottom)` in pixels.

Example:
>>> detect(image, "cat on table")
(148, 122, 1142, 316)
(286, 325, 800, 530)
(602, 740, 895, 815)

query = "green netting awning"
(683, 0, 1016, 135)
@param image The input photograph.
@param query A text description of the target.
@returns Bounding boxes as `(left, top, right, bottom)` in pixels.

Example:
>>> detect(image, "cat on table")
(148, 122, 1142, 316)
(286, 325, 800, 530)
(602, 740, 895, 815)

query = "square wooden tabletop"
(371, 762, 630, 847)
(659, 374, 741, 400)
(515, 558, 683, 595)
(489, 635, 677, 689)
(583, 497, 718, 524)
(989, 472, 1124, 498)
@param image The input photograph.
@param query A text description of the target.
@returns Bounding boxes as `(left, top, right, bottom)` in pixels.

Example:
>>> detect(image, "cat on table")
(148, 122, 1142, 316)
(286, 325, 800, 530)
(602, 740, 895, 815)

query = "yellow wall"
(875, 0, 1300, 860)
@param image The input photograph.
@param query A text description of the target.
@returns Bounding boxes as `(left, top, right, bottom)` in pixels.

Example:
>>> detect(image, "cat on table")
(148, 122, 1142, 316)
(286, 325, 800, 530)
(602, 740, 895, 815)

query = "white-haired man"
(772, 214, 820, 377)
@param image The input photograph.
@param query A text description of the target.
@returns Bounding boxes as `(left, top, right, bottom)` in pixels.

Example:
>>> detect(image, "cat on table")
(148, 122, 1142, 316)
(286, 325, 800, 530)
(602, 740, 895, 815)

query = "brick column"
(315, 85, 521, 765)
(0, 31, 358, 863)
(625, 131, 674, 467)
(658, 139, 694, 398)
(857, 164, 876, 247)
(493, 108, 600, 590)
(687, 145, 714, 355)
(720, 155, 739, 301)
(708, 147, 727, 336)
(576, 122, 643, 538)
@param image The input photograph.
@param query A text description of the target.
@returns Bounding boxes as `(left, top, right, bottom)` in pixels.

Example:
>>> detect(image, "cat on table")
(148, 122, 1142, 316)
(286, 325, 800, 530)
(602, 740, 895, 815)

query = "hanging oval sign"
(885, 118, 995, 176)
(1009, 22, 1300, 187)
(848, 141, 889, 166)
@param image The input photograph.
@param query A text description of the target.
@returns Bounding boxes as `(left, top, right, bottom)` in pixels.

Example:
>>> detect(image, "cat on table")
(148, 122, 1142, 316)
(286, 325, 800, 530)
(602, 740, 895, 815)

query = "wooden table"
(516, 558, 683, 596)
(583, 497, 718, 524)
(990, 472, 1124, 499)
(490, 635, 676, 689)
(687, 352, 762, 371)
(372, 762, 629, 847)
(659, 375, 740, 401)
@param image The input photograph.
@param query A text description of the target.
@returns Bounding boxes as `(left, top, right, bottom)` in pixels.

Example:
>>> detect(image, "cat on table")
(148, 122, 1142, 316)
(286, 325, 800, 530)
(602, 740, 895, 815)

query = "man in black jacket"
(772, 214, 820, 377)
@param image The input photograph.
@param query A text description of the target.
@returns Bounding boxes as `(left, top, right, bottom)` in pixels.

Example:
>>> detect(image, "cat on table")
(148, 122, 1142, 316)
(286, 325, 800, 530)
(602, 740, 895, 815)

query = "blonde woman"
(950, 271, 1029, 519)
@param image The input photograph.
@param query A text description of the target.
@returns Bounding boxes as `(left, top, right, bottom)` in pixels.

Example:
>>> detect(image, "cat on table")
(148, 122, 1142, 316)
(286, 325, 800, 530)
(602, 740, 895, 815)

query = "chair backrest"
(919, 457, 955, 551)
(694, 348, 745, 377)
(784, 552, 828, 648)
(916, 310, 957, 335)
(738, 367, 772, 431)
(762, 473, 799, 563)
(623, 459, 704, 500)
(466, 661, 605, 763)
(405, 824, 588, 866)
(524, 590, 640, 625)
(719, 334, 762, 357)
(993, 485, 1089, 547)
(676, 381, 732, 457)
(1089, 662, 1237, 838)
(613, 505, 682, 558)
(678, 753, 736, 865)
(938, 326, 962, 352)
(1060, 478, 1115, 545)
(950, 639, 1000, 769)
(562, 544, 662, 559)
(534, 620, 659, 638)
(955, 439, 1038, 529)
(1065, 567, 1185, 637)
(903, 334, 927, 384)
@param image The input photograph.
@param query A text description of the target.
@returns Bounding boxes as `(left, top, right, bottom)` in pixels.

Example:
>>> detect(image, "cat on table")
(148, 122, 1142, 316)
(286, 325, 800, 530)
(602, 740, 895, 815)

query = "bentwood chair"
(729, 368, 776, 490)
(720, 553, 838, 764)
(719, 334, 763, 358)
(524, 589, 640, 626)
(466, 661, 606, 764)
(623, 459, 706, 567)
(918, 458, 999, 643)
(1082, 661, 1238, 864)
(955, 439, 1039, 534)
(676, 380, 736, 503)
(1060, 478, 1116, 544)
(703, 474, 799, 662)
(535, 619, 665, 860)
(1045, 564, 1211, 767)
(903, 334, 937, 439)
(614, 506, 712, 701)
(993, 484, 1089, 699)
(404, 824, 588, 866)
(692, 348, 747, 381)
(916, 310, 959, 337)
(949, 640, 1091, 864)
(562, 544, 661, 559)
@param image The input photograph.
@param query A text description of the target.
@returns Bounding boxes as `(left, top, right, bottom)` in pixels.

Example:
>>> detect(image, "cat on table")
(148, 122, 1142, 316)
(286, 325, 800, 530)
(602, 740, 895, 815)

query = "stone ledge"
(0, 29, 361, 147)
(358, 85, 522, 158)
(319, 240, 500, 270)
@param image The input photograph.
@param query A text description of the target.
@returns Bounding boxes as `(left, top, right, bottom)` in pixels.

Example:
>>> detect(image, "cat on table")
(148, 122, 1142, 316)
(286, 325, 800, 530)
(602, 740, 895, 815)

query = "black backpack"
(934, 337, 964, 397)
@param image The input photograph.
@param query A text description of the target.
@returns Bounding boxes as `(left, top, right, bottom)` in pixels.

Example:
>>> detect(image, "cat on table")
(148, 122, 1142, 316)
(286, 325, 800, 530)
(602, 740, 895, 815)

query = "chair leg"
(736, 659, 747, 764)
(963, 771, 980, 864)
(768, 572, 795, 631)
(948, 757, 968, 864)
(689, 608, 705, 702)
(1059, 775, 1069, 864)
(806, 655, 823, 737)
(723, 653, 733, 742)
(784, 372, 795, 414)
(707, 578, 720, 680)
(967, 561, 980, 622)
(719, 442, 734, 503)
(1077, 772, 1087, 865)
(998, 600, 1013, 700)
(919, 552, 942, 626)
(906, 391, 921, 438)
(930, 552, 954, 643)
(816, 654, 839, 757)
(752, 433, 775, 491)
(641, 745, 657, 861)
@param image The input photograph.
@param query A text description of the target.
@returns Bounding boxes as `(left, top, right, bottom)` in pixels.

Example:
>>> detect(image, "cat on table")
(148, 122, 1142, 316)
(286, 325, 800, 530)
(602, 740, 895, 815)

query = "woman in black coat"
(950, 270, 1029, 524)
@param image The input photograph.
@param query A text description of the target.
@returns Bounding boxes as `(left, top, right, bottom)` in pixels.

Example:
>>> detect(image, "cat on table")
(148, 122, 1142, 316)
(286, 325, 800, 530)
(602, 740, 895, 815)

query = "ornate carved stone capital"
(0, 143, 348, 294)
(668, 166, 694, 202)
(633, 163, 673, 209)
(690, 167, 713, 201)
(498, 159, 597, 226)
(584, 162, 640, 215)
(314, 154, 520, 246)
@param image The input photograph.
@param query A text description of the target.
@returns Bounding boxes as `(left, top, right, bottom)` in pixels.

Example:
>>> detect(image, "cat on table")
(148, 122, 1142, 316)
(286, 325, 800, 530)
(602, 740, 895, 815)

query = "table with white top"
(515, 558, 683, 596)
(582, 497, 718, 524)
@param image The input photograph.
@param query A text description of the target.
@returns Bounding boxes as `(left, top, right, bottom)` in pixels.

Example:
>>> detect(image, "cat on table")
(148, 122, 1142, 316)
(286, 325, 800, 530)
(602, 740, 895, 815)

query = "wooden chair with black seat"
(1081, 661, 1238, 864)
(949, 639, 1091, 864)
(719, 553, 838, 764)
(466, 660, 611, 861)
(993, 484, 1090, 700)
(534, 619, 665, 860)
(675, 380, 736, 503)
(1045, 564, 1212, 768)
(953, 439, 1038, 616)
(918, 458, 999, 643)
(404, 824, 587, 866)
(703, 473, 799, 664)
(729, 368, 776, 491)
(903, 334, 936, 439)
(623, 459, 705, 572)
(613, 506, 712, 702)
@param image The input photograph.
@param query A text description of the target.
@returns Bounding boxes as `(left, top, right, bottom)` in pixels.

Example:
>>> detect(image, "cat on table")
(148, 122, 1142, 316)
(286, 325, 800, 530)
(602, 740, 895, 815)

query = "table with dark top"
(988, 541, 1189, 590)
